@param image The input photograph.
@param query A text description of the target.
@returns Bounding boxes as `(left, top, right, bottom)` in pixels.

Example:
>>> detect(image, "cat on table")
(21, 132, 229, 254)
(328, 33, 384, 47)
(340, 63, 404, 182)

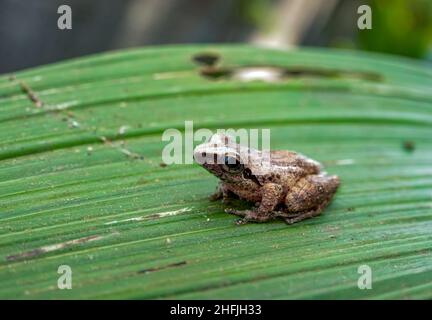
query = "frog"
(193, 133, 340, 225)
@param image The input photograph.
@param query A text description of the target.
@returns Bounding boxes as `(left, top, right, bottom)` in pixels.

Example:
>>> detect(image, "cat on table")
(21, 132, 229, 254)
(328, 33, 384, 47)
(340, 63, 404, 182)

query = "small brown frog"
(194, 133, 340, 225)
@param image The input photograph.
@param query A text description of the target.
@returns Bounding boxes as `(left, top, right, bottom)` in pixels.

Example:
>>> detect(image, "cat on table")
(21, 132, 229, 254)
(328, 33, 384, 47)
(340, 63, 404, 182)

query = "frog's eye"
(222, 155, 243, 173)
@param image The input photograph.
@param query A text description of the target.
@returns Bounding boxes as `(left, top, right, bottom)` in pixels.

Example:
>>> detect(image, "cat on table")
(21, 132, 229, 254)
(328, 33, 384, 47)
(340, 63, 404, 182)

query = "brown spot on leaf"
(137, 261, 187, 274)
(18, 80, 43, 108)
(192, 52, 220, 67)
(403, 141, 415, 152)
(195, 62, 382, 83)
(200, 68, 232, 79)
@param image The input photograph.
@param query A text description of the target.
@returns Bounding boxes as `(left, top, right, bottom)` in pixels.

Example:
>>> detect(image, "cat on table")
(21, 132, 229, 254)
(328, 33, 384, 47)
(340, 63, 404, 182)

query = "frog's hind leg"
(279, 174, 340, 224)
(283, 196, 333, 224)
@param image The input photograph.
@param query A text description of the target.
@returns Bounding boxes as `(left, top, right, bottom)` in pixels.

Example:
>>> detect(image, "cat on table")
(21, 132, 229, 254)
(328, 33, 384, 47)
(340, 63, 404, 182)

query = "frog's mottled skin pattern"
(194, 134, 340, 225)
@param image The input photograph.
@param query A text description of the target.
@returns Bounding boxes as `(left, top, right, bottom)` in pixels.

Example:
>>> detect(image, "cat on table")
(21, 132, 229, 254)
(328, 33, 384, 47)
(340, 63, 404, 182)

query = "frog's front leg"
(225, 183, 283, 225)
(209, 182, 236, 203)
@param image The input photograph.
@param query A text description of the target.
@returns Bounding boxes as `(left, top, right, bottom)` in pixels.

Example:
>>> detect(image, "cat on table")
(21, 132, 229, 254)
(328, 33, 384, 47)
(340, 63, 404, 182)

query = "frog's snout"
(193, 145, 207, 165)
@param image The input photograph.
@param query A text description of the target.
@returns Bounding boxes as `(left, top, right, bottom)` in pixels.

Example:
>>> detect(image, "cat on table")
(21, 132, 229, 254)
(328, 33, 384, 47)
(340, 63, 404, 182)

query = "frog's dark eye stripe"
(243, 168, 262, 186)
(222, 155, 243, 173)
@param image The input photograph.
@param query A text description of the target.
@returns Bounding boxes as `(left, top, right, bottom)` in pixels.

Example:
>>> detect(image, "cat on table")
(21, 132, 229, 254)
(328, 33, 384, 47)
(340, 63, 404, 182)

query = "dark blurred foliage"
(0, 0, 430, 73)
(358, 0, 432, 58)
(0, 0, 129, 73)
(235, 0, 273, 31)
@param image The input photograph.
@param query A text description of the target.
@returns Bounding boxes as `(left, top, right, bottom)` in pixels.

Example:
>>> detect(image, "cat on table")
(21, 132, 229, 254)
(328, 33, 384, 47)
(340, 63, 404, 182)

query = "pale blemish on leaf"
(104, 207, 193, 225)
(6, 234, 110, 262)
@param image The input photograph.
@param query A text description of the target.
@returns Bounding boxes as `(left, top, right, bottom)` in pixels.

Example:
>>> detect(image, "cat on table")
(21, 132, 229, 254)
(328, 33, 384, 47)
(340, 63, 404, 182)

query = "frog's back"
(270, 150, 321, 174)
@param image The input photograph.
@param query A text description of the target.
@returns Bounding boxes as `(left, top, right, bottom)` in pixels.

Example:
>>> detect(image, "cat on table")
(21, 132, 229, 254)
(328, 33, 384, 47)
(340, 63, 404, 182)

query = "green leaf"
(1, 45, 431, 299)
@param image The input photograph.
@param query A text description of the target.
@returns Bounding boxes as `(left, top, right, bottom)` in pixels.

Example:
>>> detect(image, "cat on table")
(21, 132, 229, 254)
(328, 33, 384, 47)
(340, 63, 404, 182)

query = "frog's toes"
(284, 218, 297, 225)
(224, 208, 247, 217)
(226, 209, 275, 224)
(235, 218, 249, 225)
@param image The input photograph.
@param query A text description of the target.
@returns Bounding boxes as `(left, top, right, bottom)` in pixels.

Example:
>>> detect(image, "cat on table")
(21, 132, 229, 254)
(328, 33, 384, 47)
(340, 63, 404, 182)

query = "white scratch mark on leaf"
(335, 159, 355, 166)
(48, 100, 79, 110)
(6, 233, 118, 261)
(118, 125, 129, 135)
(153, 71, 192, 80)
(104, 207, 193, 225)
(156, 207, 193, 218)
(39, 235, 103, 252)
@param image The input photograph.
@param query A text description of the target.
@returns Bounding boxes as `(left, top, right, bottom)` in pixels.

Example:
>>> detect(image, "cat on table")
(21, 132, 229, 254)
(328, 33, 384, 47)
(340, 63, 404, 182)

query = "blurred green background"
(1, 0, 431, 74)
(357, 0, 432, 58)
